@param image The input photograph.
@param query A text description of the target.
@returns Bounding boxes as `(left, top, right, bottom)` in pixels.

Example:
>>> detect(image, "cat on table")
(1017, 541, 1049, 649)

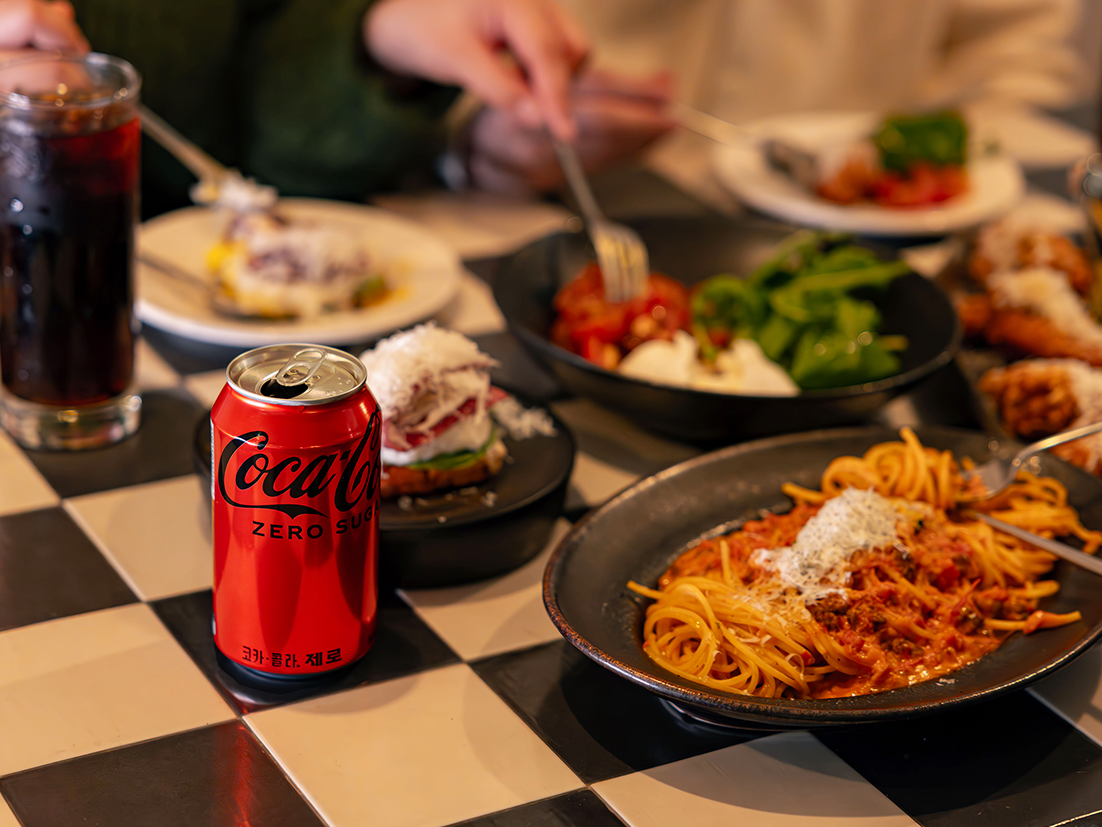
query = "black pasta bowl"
(544, 425, 1102, 729)
(193, 398, 575, 589)
(493, 215, 961, 445)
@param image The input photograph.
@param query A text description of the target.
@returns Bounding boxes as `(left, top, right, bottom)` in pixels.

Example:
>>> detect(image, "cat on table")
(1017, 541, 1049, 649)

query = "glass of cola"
(0, 53, 141, 450)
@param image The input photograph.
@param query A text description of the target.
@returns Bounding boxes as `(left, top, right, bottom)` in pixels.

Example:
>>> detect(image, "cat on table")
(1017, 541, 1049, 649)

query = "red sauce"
(664, 507, 1037, 699)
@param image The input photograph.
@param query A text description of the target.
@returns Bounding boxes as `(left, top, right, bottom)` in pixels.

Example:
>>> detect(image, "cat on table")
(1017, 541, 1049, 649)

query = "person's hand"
(364, 0, 587, 140)
(466, 68, 677, 195)
(0, 0, 88, 62)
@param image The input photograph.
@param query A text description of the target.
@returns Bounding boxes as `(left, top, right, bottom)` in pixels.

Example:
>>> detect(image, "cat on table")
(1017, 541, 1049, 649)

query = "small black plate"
(494, 215, 961, 445)
(544, 425, 1102, 728)
(194, 400, 575, 589)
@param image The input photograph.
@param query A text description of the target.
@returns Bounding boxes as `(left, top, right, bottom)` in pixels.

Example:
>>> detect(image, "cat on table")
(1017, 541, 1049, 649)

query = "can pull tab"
(260, 349, 327, 399)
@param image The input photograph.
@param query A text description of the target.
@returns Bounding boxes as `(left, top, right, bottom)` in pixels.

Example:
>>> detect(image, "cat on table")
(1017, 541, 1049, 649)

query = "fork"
(967, 420, 1102, 496)
(963, 510, 1102, 577)
(140, 105, 276, 209)
(672, 102, 821, 190)
(552, 139, 649, 302)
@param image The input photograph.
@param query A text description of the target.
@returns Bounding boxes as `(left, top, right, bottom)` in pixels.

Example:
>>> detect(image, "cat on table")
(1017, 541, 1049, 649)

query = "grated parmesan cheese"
(988, 267, 1102, 350)
(490, 395, 556, 439)
(360, 323, 499, 433)
(755, 488, 903, 604)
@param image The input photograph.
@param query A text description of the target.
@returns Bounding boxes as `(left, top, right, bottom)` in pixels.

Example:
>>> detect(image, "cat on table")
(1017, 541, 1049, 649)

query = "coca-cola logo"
(217, 413, 380, 519)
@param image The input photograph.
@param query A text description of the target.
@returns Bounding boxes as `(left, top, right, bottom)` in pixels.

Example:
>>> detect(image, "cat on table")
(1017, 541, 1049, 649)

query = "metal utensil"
(139, 105, 276, 210)
(139, 251, 265, 320)
(552, 138, 649, 302)
(966, 511, 1102, 578)
(139, 105, 226, 182)
(967, 420, 1102, 496)
(672, 102, 821, 189)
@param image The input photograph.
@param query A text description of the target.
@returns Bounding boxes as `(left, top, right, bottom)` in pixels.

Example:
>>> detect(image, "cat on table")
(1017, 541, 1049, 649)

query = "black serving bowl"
(493, 215, 961, 445)
(544, 426, 1102, 730)
(193, 402, 574, 589)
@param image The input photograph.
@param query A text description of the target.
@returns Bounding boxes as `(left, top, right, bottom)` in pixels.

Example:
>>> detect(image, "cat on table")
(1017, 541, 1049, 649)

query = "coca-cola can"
(211, 344, 381, 690)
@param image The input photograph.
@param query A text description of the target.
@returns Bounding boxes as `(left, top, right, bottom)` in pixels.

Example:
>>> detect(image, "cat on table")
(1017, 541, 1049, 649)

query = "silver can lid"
(227, 344, 367, 406)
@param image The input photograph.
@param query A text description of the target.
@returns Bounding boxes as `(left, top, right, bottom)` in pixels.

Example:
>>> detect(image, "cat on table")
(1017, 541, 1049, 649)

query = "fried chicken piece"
(1023, 235, 1093, 296)
(979, 362, 1079, 438)
(982, 307, 1102, 367)
(979, 360, 1102, 474)
(969, 224, 1093, 297)
(955, 293, 993, 338)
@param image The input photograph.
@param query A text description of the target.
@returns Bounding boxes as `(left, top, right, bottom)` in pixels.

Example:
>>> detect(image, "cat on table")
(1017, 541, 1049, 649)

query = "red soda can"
(211, 344, 381, 690)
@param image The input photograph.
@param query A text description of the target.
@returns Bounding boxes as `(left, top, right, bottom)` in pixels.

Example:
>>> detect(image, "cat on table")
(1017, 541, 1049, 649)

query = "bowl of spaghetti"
(544, 426, 1102, 728)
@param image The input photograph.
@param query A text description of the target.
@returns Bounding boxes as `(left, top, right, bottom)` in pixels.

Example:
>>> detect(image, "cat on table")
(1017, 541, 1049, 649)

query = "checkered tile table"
(5, 289, 1102, 827)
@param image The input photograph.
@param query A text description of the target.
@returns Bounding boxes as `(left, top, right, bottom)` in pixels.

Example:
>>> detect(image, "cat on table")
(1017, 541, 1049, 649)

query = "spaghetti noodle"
(628, 428, 1102, 699)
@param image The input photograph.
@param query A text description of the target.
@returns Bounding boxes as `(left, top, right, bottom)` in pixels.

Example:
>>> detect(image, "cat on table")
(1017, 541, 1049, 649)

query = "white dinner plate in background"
(136, 198, 463, 347)
(711, 111, 1025, 237)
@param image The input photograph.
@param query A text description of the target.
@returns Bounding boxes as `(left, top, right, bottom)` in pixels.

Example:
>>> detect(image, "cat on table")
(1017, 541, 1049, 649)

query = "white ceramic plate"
(712, 111, 1025, 237)
(136, 198, 463, 347)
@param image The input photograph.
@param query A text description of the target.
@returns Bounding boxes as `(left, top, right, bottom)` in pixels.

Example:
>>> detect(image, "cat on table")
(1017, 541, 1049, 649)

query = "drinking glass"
(0, 53, 141, 450)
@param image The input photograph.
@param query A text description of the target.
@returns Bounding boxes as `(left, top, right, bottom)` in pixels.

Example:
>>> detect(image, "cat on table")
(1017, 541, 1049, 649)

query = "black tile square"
(817, 691, 1102, 827)
(153, 587, 460, 713)
(0, 507, 136, 632)
(141, 326, 244, 376)
(445, 790, 625, 827)
(22, 387, 206, 497)
(1, 721, 324, 827)
(472, 640, 752, 784)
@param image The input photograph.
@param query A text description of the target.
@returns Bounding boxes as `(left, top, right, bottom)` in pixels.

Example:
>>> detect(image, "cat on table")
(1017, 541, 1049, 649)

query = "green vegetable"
(405, 426, 498, 471)
(353, 275, 388, 306)
(690, 231, 910, 390)
(873, 111, 968, 172)
(691, 275, 768, 361)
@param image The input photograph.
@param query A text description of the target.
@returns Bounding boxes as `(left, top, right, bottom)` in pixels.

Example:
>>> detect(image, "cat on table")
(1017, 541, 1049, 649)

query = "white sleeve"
(920, 0, 1085, 109)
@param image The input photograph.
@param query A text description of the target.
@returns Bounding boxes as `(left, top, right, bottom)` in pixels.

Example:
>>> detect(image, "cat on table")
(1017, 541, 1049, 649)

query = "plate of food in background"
(493, 214, 960, 445)
(544, 425, 1102, 729)
(712, 110, 1024, 237)
(940, 213, 1102, 480)
(136, 197, 463, 347)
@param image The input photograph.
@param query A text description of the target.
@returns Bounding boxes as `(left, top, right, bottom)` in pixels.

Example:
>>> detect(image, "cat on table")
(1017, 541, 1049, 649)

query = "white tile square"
(184, 370, 226, 410)
(0, 800, 19, 827)
(0, 430, 57, 516)
(247, 663, 580, 827)
(400, 518, 570, 660)
(565, 451, 640, 511)
(65, 475, 212, 600)
(594, 732, 916, 827)
(134, 337, 180, 391)
(873, 396, 922, 430)
(1030, 645, 1102, 746)
(371, 190, 571, 261)
(0, 603, 233, 775)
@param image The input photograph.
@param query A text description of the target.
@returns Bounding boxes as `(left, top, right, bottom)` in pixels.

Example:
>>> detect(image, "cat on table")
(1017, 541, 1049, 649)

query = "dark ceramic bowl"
(194, 400, 575, 589)
(544, 426, 1102, 729)
(493, 215, 961, 445)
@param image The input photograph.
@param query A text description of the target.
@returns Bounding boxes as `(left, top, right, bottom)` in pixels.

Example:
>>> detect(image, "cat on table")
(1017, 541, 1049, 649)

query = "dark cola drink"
(211, 345, 381, 690)
(0, 54, 141, 450)
(0, 118, 139, 404)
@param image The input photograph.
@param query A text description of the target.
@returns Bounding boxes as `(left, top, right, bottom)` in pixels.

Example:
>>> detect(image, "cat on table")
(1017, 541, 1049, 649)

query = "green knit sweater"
(72, 0, 459, 216)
